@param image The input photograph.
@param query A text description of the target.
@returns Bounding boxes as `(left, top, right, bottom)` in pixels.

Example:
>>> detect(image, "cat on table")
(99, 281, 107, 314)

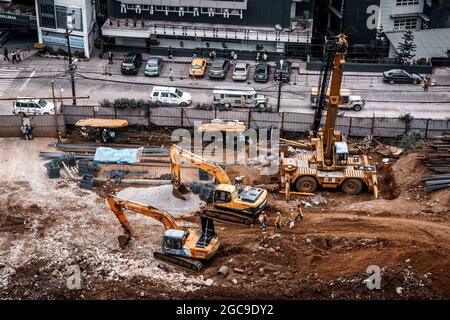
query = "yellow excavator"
(170, 144, 268, 225)
(280, 34, 378, 198)
(107, 195, 219, 271)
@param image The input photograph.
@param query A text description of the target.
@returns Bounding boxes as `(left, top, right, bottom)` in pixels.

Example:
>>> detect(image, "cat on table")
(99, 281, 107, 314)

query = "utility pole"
(276, 59, 284, 113)
(65, 13, 77, 106)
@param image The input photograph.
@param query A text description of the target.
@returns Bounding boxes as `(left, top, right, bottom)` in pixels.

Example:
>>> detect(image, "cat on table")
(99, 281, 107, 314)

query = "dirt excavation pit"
(0, 138, 449, 299)
(117, 185, 204, 216)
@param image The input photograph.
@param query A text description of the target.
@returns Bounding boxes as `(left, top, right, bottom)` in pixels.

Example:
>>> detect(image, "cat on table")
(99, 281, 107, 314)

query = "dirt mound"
(391, 152, 429, 192)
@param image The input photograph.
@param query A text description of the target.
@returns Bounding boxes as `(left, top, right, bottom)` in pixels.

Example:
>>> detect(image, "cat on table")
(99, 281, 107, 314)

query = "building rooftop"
(385, 28, 450, 59)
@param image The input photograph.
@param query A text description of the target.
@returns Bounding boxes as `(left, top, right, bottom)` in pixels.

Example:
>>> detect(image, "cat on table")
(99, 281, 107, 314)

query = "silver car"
(232, 63, 250, 81)
(144, 57, 164, 76)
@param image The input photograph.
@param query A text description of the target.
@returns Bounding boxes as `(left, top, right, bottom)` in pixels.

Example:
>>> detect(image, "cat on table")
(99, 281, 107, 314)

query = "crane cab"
(334, 141, 349, 166)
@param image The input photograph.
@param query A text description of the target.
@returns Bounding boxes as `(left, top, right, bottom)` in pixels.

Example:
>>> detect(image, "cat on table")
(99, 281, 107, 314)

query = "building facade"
(35, 0, 96, 58)
(101, 0, 313, 57)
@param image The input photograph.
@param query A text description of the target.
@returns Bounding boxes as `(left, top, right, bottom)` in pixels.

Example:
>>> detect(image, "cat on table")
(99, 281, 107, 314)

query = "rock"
(140, 291, 145, 297)
(233, 268, 245, 274)
(406, 259, 411, 263)
(205, 279, 214, 286)
(310, 195, 327, 206)
(218, 265, 229, 278)
(263, 244, 269, 248)
(232, 279, 238, 285)
(258, 268, 265, 275)
(306, 238, 312, 244)
(269, 234, 281, 240)
(304, 202, 312, 209)
(268, 248, 276, 253)
(396, 287, 403, 294)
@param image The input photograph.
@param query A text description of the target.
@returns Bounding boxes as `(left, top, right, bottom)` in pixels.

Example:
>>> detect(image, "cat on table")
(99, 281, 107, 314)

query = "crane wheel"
(341, 179, 363, 195)
(295, 176, 318, 193)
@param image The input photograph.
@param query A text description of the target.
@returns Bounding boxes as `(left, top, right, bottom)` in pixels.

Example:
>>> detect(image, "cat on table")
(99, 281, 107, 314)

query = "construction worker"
(169, 68, 174, 81)
(258, 211, 267, 231)
(57, 130, 62, 144)
(101, 128, 108, 144)
(275, 212, 282, 233)
(423, 75, 431, 92)
(295, 204, 304, 222)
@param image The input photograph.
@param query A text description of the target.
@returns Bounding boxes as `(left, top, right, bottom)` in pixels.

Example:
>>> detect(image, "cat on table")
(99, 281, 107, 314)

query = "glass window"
(175, 89, 183, 97)
(161, 92, 169, 98)
(38, 99, 47, 107)
(153, 92, 159, 97)
(396, 0, 419, 6)
(393, 17, 417, 31)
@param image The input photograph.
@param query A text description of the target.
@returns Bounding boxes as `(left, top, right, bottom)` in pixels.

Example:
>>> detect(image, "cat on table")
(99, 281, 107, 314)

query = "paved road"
(0, 55, 449, 119)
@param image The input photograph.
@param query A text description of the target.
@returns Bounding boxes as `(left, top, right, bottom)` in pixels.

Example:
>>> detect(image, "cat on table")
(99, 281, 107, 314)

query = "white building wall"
(35, 0, 95, 58)
(379, 0, 425, 32)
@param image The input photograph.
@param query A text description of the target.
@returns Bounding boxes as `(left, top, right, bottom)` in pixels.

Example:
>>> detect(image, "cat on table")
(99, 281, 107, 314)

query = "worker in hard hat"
(258, 211, 267, 231)
(289, 204, 304, 229)
(275, 212, 282, 233)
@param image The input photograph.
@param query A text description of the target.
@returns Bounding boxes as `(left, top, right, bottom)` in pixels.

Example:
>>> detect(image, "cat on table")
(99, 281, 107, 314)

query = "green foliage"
(99, 98, 160, 109)
(395, 30, 416, 65)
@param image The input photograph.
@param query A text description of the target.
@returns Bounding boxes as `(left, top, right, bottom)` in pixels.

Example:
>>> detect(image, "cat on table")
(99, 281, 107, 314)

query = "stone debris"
(117, 185, 204, 216)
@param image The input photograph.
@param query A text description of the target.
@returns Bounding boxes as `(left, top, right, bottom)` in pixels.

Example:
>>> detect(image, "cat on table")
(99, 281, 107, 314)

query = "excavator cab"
(334, 141, 349, 166)
(162, 229, 188, 256)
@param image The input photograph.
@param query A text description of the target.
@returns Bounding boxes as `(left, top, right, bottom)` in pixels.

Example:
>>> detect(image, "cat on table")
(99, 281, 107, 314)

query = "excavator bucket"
(172, 183, 192, 200)
(118, 234, 131, 248)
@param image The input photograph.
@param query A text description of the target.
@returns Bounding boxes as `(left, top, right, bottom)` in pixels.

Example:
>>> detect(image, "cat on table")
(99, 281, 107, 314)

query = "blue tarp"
(94, 147, 142, 164)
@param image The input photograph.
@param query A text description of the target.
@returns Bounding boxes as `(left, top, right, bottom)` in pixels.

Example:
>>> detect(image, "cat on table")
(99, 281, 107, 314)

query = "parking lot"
(0, 52, 449, 119)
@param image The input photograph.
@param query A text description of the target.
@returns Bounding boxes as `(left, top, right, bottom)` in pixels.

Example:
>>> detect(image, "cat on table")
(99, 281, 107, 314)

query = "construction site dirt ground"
(0, 138, 449, 300)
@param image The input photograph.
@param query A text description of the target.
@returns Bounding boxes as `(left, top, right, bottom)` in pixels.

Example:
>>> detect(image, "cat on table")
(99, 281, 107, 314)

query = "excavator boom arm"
(170, 145, 232, 185)
(107, 195, 180, 236)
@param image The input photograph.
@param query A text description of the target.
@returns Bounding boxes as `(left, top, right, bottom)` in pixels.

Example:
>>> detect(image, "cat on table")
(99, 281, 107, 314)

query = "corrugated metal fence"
(0, 114, 65, 138)
(60, 105, 450, 138)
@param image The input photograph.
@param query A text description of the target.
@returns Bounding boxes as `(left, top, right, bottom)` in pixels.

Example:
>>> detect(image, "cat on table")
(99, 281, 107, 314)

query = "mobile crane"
(107, 195, 219, 271)
(280, 34, 378, 198)
(170, 144, 268, 225)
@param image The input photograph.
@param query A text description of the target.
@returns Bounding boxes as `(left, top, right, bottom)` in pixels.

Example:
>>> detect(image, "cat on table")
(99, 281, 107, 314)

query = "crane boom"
(170, 144, 232, 185)
(107, 195, 180, 237)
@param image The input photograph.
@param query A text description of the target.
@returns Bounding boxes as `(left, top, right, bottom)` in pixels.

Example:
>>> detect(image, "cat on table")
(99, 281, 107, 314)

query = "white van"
(150, 86, 192, 107)
(13, 98, 55, 116)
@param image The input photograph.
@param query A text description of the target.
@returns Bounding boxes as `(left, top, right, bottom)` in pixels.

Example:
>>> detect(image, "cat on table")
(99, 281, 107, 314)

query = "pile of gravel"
(117, 185, 204, 216)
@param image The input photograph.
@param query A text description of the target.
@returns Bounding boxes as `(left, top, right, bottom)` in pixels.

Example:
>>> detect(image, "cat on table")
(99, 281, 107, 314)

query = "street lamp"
(65, 13, 77, 106)
(276, 59, 284, 113)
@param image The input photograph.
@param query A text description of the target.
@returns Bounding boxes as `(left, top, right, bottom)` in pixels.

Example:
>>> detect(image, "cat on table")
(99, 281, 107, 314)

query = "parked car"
(144, 57, 164, 76)
(274, 59, 292, 83)
(150, 86, 192, 107)
(121, 52, 143, 74)
(0, 31, 10, 45)
(254, 63, 271, 82)
(189, 58, 207, 77)
(232, 63, 250, 81)
(382, 69, 422, 85)
(208, 59, 230, 79)
(13, 98, 55, 116)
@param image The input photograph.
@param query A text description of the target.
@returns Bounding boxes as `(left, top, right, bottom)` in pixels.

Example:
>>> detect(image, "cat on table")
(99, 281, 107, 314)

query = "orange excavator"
(107, 195, 219, 271)
(170, 144, 268, 225)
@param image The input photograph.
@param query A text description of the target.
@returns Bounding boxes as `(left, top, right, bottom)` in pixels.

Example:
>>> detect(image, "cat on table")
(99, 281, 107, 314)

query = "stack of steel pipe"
(420, 135, 450, 192)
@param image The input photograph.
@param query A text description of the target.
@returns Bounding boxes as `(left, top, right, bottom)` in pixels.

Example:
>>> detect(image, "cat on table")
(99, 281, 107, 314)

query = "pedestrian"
(262, 52, 268, 62)
(256, 51, 260, 62)
(168, 46, 173, 59)
(3, 47, 9, 61)
(108, 50, 114, 64)
(57, 130, 62, 144)
(275, 212, 282, 233)
(258, 211, 267, 231)
(101, 128, 108, 144)
(423, 75, 430, 92)
(16, 48, 21, 62)
(108, 130, 116, 143)
(26, 125, 33, 140)
(230, 50, 235, 60)
(11, 50, 16, 64)
(192, 52, 197, 58)
(233, 52, 238, 63)
(169, 68, 174, 81)
(20, 124, 27, 140)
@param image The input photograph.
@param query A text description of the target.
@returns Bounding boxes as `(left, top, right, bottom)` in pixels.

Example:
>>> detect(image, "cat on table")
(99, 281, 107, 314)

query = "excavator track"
(154, 252, 204, 271)
(198, 208, 255, 226)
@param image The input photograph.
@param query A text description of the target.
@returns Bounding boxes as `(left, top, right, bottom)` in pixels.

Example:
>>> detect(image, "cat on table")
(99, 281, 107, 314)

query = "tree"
(395, 30, 416, 65)
(367, 25, 389, 60)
